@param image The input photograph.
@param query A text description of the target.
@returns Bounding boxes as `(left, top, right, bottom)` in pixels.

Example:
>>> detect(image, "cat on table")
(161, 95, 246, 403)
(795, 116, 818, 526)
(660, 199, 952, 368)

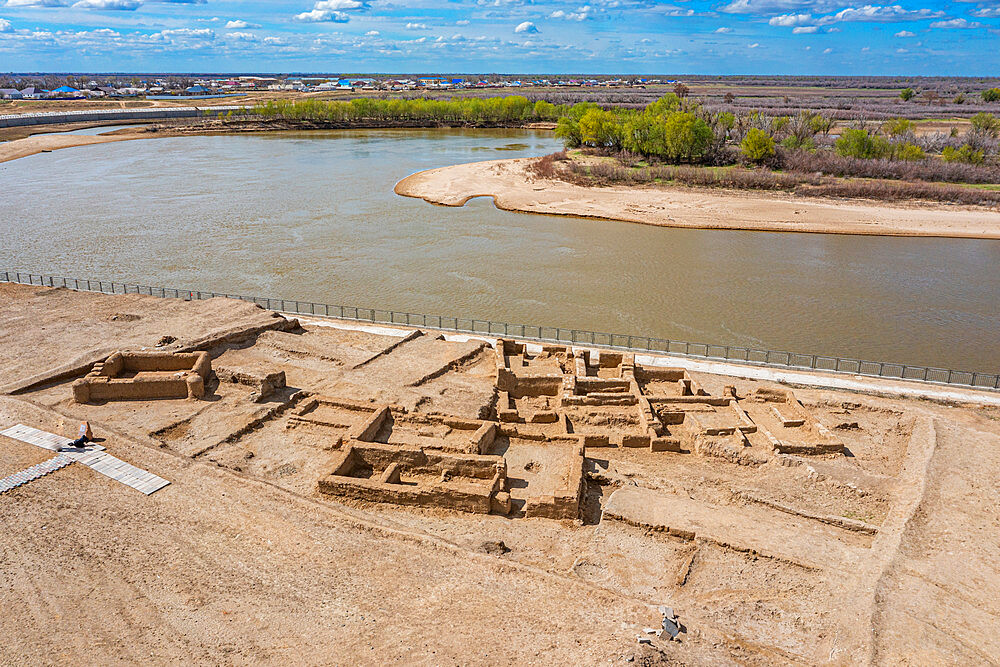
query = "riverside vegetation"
(245, 93, 1000, 206)
(250, 95, 567, 125)
(533, 92, 1000, 206)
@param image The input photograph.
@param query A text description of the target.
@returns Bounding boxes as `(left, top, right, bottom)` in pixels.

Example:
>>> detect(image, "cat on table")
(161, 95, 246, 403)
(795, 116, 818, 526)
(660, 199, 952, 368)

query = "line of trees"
(553, 94, 838, 165)
(551, 93, 1000, 167)
(553, 94, 722, 163)
(252, 96, 568, 124)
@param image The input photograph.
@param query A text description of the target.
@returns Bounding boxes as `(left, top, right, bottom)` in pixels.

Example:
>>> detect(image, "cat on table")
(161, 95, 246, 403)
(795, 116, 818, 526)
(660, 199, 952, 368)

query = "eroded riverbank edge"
(394, 157, 1000, 239)
(0, 119, 558, 164)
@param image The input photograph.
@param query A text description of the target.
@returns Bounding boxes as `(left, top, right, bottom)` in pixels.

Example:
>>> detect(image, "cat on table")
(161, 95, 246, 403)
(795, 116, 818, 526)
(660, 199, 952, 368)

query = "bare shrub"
(528, 153, 560, 179)
(781, 148, 1000, 184)
(545, 152, 1000, 206)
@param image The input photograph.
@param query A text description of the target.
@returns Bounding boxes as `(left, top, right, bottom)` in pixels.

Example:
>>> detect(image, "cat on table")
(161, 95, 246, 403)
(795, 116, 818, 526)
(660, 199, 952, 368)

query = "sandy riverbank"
(0, 127, 166, 163)
(395, 157, 1000, 239)
(0, 120, 558, 164)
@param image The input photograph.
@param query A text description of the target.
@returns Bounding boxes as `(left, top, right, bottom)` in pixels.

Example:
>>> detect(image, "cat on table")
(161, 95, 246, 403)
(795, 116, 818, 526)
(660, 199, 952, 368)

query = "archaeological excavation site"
(2, 281, 998, 665)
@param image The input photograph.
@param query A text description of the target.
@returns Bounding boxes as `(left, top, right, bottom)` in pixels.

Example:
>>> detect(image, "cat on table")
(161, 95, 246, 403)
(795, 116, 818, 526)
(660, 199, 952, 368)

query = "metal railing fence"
(3, 270, 997, 392)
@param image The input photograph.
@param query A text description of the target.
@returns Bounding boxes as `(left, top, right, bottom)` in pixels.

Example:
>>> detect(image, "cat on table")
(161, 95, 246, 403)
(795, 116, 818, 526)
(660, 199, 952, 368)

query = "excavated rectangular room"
(72, 350, 211, 403)
(319, 442, 510, 514)
(739, 388, 845, 455)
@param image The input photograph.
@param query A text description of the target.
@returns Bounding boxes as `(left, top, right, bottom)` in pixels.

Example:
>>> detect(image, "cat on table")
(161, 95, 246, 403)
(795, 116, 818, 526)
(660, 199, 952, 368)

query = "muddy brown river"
(1, 128, 998, 372)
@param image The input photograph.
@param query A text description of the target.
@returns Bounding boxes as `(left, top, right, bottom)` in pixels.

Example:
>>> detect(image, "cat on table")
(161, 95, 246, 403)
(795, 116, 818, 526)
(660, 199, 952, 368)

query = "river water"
(1, 128, 998, 372)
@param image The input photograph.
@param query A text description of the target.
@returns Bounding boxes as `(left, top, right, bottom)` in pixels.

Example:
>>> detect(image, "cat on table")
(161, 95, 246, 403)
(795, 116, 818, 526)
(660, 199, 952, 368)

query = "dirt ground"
(395, 157, 1000, 239)
(1, 283, 998, 665)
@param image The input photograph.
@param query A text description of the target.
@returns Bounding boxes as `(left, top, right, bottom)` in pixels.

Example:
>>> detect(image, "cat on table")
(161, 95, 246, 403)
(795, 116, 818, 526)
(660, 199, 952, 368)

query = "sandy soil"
(395, 158, 1000, 239)
(2, 283, 999, 664)
(0, 128, 166, 163)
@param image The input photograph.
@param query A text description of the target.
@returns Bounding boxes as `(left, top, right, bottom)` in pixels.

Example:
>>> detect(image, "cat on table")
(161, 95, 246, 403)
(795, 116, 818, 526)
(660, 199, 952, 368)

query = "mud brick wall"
(525, 444, 585, 520)
(73, 350, 210, 402)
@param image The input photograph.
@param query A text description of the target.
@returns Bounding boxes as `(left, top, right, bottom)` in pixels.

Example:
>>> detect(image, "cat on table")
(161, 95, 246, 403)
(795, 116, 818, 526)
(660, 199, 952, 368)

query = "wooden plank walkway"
(1, 423, 104, 452)
(0, 454, 75, 494)
(70, 451, 170, 495)
(1, 423, 167, 495)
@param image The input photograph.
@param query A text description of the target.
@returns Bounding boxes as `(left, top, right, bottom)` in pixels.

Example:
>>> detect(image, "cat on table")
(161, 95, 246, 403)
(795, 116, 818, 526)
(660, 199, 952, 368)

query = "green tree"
(533, 100, 557, 121)
(645, 93, 681, 117)
(555, 116, 582, 147)
(882, 118, 913, 137)
(622, 112, 668, 157)
(970, 112, 1000, 137)
(896, 143, 925, 161)
(809, 113, 835, 136)
(835, 128, 892, 159)
(740, 128, 776, 163)
(567, 101, 599, 120)
(661, 112, 713, 162)
(899, 88, 916, 101)
(781, 135, 815, 150)
(982, 88, 1000, 103)
(715, 111, 736, 133)
(942, 144, 985, 164)
(578, 108, 624, 150)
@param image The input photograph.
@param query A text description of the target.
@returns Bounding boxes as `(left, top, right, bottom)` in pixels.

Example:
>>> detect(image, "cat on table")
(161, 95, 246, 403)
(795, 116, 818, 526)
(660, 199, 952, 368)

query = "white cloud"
(225, 20, 260, 29)
(72, 0, 141, 9)
(226, 31, 257, 40)
(405, 22, 429, 29)
(0, 18, 10, 31)
(4, 0, 66, 6)
(550, 6, 594, 21)
(747, 41, 760, 47)
(769, 4, 947, 32)
(894, 30, 914, 36)
(792, 25, 818, 33)
(365, 29, 379, 35)
(293, 0, 365, 23)
(514, 20, 538, 33)
(295, 8, 349, 21)
(149, 27, 215, 45)
(970, 7, 1000, 18)
(714, 26, 733, 33)
(826, 5, 945, 23)
(929, 18, 982, 28)
(823, 47, 832, 53)
(456, 19, 469, 25)
(721, 0, 839, 15)
(768, 13, 811, 26)
(156, 27, 213, 38)
(314, 0, 364, 9)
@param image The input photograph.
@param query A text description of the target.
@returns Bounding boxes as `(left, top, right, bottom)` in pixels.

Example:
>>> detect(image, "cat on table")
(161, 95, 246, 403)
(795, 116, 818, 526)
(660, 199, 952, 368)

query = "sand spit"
(0, 128, 162, 163)
(395, 157, 1000, 239)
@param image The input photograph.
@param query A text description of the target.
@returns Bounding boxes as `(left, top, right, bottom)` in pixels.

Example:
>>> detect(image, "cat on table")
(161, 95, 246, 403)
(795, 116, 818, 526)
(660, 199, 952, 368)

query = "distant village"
(0, 74, 666, 100)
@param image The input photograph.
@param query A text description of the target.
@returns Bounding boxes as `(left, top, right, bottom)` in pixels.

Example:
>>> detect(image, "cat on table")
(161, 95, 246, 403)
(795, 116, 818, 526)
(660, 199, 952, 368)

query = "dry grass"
(782, 149, 1000, 184)
(529, 152, 1000, 206)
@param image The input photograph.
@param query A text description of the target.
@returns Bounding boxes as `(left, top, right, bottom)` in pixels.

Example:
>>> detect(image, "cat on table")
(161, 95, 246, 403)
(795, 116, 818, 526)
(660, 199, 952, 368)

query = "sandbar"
(395, 157, 1000, 239)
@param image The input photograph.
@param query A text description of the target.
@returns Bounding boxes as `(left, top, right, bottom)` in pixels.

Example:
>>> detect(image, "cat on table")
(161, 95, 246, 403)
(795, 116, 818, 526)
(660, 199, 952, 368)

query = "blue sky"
(0, 0, 997, 74)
